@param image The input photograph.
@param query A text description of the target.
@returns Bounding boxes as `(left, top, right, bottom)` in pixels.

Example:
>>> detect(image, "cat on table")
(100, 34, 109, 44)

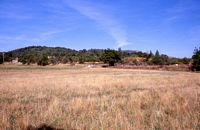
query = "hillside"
(0, 46, 190, 65)
(1, 46, 104, 64)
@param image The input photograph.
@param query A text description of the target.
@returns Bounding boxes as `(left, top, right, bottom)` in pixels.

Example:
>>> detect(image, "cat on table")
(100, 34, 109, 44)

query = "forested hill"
(5, 46, 78, 61)
(1, 46, 105, 64)
(0, 46, 190, 65)
(0, 46, 147, 63)
(8, 46, 78, 56)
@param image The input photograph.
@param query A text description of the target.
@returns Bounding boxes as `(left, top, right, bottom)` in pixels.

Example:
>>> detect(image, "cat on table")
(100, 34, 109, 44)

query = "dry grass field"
(0, 65, 199, 130)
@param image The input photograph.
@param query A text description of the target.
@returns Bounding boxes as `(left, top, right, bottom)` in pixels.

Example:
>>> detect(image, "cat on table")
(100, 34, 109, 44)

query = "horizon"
(0, 0, 200, 58)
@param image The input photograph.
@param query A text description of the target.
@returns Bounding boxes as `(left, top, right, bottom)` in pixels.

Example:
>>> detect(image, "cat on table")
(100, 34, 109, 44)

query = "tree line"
(0, 46, 200, 71)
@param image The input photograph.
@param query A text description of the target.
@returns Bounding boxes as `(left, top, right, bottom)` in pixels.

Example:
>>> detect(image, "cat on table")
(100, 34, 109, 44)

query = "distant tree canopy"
(145, 50, 191, 65)
(2, 46, 104, 65)
(1, 46, 192, 66)
(192, 47, 200, 71)
(19, 53, 38, 65)
(101, 49, 121, 66)
(151, 50, 163, 65)
(37, 55, 49, 66)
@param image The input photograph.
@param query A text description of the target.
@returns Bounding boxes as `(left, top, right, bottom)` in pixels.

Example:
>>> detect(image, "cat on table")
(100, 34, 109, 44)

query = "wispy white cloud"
(0, 29, 63, 46)
(39, 30, 63, 38)
(0, 1, 32, 20)
(0, 35, 27, 41)
(164, 0, 200, 23)
(63, 0, 131, 48)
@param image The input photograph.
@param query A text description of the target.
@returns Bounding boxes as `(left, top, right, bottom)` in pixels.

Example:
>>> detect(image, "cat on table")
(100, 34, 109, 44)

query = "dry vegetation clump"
(0, 65, 199, 130)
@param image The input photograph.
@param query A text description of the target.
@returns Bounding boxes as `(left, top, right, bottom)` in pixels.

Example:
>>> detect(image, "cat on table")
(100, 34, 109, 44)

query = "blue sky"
(0, 0, 200, 57)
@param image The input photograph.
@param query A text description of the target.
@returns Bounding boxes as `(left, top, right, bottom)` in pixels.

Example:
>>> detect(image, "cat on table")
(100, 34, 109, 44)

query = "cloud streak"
(63, 0, 131, 48)
(0, 29, 62, 45)
(164, 0, 200, 24)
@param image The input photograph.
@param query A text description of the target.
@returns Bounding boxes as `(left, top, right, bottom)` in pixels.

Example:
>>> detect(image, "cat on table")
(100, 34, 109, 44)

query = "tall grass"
(0, 65, 199, 130)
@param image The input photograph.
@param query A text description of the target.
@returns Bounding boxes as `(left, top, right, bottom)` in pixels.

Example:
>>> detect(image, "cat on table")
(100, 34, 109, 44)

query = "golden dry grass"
(0, 65, 199, 130)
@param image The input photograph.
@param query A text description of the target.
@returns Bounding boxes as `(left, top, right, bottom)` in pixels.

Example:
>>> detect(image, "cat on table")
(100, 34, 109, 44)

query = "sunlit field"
(0, 65, 199, 130)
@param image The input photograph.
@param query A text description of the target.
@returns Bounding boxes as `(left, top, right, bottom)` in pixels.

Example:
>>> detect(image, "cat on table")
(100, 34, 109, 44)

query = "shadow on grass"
(27, 124, 65, 130)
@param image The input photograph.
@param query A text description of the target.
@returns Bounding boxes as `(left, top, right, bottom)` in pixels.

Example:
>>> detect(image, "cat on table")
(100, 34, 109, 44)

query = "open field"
(0, 65, 199, 130)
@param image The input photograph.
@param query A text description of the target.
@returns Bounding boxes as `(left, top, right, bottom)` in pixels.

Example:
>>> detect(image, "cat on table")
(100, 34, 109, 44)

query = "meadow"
(0, 65, 199, 130)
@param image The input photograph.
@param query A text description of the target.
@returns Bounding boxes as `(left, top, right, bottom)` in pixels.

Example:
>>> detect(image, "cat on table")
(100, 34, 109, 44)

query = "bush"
(192, 47, 200, 71)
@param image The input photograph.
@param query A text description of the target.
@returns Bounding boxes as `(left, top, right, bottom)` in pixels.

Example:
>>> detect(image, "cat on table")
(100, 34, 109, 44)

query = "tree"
(160, 54, 169, 65)
(179, 57, 191, 64)
(192, 47, 200, 71)
(118, 47, 124, 63)
(149, 50, 154, 57)
(49, 56, 58, 65)
(149, 50, 169, 65)
(62, 56, 69, 64)
(78, 57, 85, 64)
(37, 55, 49, 66)
(146, 50, 154, 62)
(101, 49, 121, 66)
(19, 54, 37, 65)
(151, 50, 162, 65)
(0, 53, 3, 64)
(155, 50, 160, 57)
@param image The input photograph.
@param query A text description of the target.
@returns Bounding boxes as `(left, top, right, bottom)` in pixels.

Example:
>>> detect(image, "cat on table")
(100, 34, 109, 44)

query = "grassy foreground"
(0, 65, 199, 130)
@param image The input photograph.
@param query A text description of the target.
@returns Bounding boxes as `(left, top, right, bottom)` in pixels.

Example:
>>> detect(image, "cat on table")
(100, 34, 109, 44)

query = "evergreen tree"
(146, 50, 154, 62)
(0, 53, 3, 64)
(118, 47, 123, 63)
(155, 50, 160, 57)
(149, 50, 153, 57)
(192, 47, 200, 71)
(151, 50, 164, 65)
